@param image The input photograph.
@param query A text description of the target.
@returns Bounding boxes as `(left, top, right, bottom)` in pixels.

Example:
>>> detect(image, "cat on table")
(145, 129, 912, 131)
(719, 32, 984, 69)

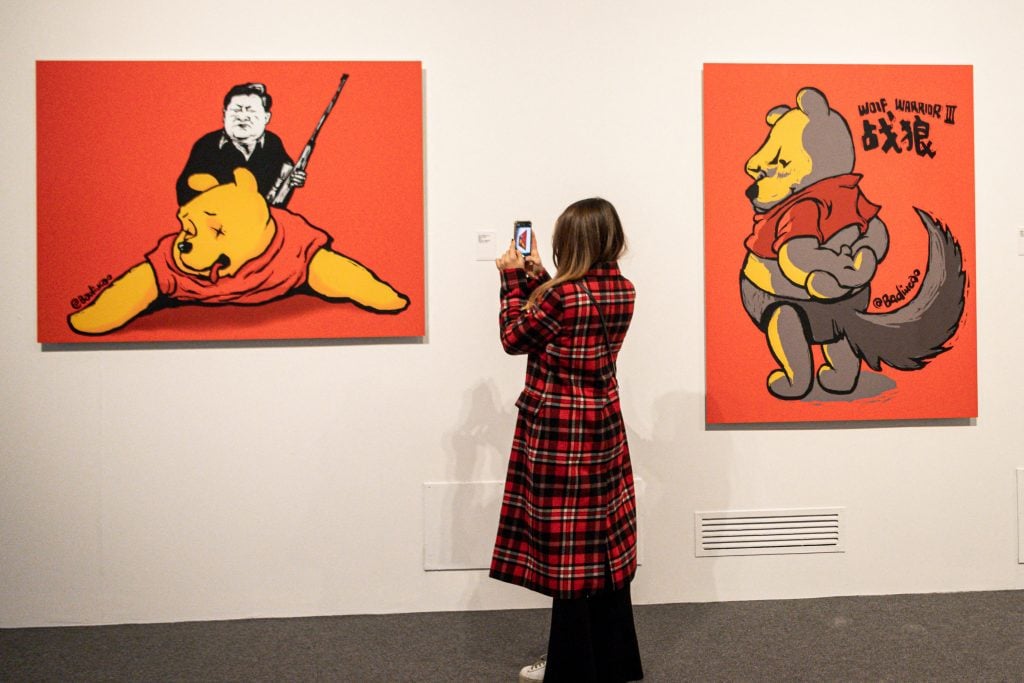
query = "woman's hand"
(524, 246, 544, 279)
(496, 241, 525, 271)
(496, 235, 546, 279)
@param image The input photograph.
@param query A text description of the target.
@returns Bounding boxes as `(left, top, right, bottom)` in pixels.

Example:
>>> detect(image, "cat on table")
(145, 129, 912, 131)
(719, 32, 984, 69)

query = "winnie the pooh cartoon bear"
(68, 167, 408, 335)
(740, 87, 965, 400)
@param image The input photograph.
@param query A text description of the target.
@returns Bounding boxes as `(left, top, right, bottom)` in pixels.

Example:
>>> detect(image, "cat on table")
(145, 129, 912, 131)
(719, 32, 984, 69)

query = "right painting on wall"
(703, 64, 976, 425)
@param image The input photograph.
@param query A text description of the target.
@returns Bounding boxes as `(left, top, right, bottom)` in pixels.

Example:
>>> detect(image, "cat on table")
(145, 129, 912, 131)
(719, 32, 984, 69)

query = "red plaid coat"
(490, 262, 637, 599)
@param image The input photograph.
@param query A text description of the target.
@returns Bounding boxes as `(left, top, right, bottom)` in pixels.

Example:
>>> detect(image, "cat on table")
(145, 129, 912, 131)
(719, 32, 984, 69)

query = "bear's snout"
(178, 241, 193, 254)
(745, 183, 760, 201)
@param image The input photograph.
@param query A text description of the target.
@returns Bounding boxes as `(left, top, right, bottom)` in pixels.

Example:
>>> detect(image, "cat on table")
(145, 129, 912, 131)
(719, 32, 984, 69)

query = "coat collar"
(586, 261, 621, 277)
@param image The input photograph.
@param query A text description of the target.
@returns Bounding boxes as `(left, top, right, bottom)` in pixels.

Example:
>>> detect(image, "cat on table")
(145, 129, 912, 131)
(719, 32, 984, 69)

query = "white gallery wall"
(1, 0, 1022, 627)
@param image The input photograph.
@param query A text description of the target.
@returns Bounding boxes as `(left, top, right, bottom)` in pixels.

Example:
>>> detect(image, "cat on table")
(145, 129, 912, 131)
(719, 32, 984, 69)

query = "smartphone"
(514, 220, 533, 255)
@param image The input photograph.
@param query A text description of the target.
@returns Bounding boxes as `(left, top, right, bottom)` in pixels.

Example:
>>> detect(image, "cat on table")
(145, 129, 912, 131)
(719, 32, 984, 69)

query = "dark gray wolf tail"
(841, 208, 966, 371)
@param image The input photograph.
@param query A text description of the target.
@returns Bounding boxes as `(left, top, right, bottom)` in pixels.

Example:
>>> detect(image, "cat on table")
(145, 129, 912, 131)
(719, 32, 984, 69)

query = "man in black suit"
(176, 82, 305, 206)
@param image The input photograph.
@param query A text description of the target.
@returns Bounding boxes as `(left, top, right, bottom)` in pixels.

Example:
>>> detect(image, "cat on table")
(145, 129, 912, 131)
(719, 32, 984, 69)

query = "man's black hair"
(223, 83, 272, 112)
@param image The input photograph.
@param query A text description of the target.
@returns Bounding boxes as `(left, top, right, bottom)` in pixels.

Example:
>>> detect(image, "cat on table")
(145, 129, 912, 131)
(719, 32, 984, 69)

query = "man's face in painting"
(223, 94, 271, 145)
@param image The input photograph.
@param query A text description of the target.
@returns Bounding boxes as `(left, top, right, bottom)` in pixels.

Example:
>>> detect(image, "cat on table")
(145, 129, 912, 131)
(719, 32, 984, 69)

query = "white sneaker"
(518, 655, 546, 682)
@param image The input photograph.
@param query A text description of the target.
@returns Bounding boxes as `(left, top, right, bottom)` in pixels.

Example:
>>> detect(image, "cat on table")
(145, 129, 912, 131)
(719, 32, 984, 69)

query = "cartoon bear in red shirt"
(69, 168, 408, 335)
(740, 87, 964, 399)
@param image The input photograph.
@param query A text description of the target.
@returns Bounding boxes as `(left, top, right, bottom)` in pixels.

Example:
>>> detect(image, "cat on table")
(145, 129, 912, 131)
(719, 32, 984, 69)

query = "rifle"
(266, 74, 349, 207)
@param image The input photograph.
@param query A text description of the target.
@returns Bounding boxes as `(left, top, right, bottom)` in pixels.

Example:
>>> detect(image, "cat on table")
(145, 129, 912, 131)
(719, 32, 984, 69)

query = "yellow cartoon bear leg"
(68, 263, 160, 335)
(765, 305, 813, 400)
(307, 249, 410, 312)
(818, 337, 862, 394)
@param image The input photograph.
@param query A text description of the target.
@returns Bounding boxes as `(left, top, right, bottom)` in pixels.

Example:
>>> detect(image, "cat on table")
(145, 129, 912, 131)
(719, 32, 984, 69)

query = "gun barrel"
(309, 74, 349, 146)
(266, 74, 349, 207)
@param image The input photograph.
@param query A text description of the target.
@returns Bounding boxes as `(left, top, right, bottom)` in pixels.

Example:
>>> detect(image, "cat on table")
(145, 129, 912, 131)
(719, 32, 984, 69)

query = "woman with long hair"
(491, 198, 643, 682)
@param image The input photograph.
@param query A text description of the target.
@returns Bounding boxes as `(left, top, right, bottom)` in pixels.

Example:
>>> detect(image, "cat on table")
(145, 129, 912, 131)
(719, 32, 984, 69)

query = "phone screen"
(514, 221, 532, 255)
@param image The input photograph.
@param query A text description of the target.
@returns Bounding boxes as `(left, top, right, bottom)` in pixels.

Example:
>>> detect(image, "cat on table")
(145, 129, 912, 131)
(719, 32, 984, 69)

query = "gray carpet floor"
(2, 590, 1023, 681)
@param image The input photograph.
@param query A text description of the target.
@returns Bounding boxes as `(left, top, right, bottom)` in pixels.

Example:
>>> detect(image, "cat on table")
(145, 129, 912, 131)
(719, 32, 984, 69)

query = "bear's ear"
(187, 173, 220, 193)
(796, 87, 830, 118)
(765, 105, 789, 126)
(232, 167, 259, 194)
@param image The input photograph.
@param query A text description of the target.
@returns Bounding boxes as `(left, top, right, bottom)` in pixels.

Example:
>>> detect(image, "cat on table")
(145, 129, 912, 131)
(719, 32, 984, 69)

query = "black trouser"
(544, 583, 644, 682)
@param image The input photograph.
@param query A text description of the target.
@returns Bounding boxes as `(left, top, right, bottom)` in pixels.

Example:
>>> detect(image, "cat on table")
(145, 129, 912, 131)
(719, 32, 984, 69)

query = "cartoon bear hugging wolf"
(740, 87, 965, 400)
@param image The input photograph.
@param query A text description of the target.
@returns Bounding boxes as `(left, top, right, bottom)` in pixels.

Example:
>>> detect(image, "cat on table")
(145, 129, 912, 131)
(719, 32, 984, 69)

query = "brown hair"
(526, 197, 626, 308)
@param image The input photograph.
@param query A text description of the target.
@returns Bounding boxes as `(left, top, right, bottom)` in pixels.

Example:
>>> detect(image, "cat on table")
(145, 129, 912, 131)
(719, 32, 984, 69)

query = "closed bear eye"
(211, 226, 226, 238)
(768, 149, 790, 168)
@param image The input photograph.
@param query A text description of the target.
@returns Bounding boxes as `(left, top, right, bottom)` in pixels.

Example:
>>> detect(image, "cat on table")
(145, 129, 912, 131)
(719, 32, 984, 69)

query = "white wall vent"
(695, 507, 844, 557)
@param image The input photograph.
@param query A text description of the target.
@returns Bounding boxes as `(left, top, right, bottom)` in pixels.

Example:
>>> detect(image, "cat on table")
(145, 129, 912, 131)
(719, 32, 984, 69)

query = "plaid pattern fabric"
(490, 262, 637, 598)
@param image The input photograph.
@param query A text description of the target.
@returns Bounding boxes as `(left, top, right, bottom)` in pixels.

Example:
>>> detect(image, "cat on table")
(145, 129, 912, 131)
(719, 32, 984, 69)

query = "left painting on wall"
(37, 61, 424, 344)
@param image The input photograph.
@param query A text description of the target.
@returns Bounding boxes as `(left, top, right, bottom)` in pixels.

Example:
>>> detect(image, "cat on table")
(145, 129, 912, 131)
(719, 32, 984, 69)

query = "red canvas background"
(703, 64, 976, 424)
(37, 61, 424, 343)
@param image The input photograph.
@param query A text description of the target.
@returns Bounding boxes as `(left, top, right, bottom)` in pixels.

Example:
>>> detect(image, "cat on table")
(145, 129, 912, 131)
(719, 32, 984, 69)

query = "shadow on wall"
(434, 381, 518, 595)
(447, 380, 515, 486)
(435, 380, 551, 657)
(626, 389, 734, 605)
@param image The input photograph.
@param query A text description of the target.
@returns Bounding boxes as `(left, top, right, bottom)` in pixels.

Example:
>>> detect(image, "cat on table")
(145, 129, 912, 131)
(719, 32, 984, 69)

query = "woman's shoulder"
(540, 263, 634, 301)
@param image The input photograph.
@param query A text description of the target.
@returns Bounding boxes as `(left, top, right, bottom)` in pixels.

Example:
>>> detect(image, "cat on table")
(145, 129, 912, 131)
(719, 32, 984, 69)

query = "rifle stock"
(267, 74, 349, 207)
